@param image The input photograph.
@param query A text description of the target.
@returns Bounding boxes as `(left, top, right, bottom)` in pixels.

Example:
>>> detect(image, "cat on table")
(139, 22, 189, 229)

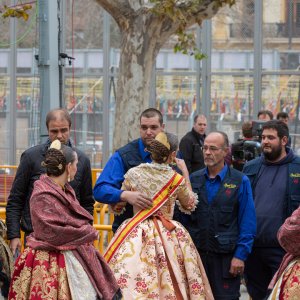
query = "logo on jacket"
(290, 173, 300, 178)
(290, 173, 300, 184)
(223, 183, 237, 189)
(224, 183, 237, 196)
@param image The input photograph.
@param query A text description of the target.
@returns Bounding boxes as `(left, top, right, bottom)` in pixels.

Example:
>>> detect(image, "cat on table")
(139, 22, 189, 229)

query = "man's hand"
(9, 238, 21, 256)
(229, 257, 245, 277)
(120, 191, 152, 210)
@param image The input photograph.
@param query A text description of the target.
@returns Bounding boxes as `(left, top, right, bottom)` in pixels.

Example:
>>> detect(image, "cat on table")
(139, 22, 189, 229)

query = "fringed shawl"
(26, 175, 120, 300)
(269, 206, 300, 288)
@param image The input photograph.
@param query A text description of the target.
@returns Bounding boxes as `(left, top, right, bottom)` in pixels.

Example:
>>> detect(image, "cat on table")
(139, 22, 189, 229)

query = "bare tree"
(94, 0, 236, 149)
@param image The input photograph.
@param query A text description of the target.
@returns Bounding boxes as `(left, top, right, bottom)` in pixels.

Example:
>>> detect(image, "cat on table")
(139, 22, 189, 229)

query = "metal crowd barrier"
(0, 165, 114, 254)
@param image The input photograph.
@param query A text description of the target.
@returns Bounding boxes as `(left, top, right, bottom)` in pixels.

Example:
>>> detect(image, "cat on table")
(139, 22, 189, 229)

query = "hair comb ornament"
(49, 139, 62, 150)
(155, 132, 170, 150)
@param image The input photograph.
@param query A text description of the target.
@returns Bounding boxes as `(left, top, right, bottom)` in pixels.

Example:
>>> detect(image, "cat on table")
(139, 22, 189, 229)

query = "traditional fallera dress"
(8, 175, 121, 300)
(268, 206, 300, 300)
(105, 163, 213, 300)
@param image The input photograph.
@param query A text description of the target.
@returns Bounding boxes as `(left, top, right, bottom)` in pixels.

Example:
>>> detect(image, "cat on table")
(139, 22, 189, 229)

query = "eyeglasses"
(202, 145, 224, 152)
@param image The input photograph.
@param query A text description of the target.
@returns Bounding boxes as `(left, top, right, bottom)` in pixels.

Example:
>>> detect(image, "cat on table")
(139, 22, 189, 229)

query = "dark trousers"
(245, 247, 285, 300)
(200, 252, 241, 300)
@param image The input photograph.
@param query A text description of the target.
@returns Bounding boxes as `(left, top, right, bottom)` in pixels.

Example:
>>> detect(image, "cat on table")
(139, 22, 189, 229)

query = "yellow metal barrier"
(91, 168, 102, 187)
(93, 203, 114, 253)
(0, 166, 18, 203)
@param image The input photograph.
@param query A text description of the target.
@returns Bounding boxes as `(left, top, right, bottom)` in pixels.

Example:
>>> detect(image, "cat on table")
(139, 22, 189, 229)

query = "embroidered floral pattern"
(109, 218, 210, 299)
(107, 161, 212, 299)
(9, 248, 71, 300)
(280, 261, 300, 299)
(116, 273, 130, 289)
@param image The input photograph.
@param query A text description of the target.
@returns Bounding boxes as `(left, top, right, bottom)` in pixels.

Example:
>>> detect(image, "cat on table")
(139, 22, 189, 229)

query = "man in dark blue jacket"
(93, 108, 164, 232)
(179, 131, 256, 300)
(6, 108, 94, 256)
(243, 120, 300, 300)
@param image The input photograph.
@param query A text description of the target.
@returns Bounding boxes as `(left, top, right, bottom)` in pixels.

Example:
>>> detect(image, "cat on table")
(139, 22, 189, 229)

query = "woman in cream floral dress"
(104, 132, 213, 300)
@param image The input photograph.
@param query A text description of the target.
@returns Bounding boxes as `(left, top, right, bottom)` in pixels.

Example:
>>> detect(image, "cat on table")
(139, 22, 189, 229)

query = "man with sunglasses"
(93, 108, 165, 232)
(180, 131, 256, 300)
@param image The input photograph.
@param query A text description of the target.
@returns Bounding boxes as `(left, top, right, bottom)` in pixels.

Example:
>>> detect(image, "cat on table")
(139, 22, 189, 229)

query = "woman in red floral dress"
(8, 140, 121, 300)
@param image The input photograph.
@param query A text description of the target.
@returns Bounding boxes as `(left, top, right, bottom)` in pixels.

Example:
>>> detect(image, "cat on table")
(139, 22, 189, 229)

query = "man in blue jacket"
(180, 131, 256, 300)
(243, 120, 300, 300)
(93, 108, 164, 232)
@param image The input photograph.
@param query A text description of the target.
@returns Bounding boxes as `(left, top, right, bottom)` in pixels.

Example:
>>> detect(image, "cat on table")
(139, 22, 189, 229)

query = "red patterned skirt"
(8, 247, 71, 300)
(268, 259, 300, 300)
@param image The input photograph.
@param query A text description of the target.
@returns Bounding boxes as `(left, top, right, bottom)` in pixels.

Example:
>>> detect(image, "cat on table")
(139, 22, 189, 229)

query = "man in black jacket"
(179, 114, 207, 173)
(6, 108, 94, 256)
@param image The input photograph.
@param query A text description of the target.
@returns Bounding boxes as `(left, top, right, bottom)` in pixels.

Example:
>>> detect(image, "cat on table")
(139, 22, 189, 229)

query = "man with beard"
(93, 108, 164, 232)
(243, 120, 300, 300)
(182, 131, 256, 300)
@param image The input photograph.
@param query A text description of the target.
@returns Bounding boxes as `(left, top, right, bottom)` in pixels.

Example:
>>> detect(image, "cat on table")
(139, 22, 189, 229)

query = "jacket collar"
(191, 128, 206, 143)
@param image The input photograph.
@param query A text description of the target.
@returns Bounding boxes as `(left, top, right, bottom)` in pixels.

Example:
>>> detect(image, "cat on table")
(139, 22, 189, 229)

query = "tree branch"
(94, 0, 142, 29)
(147, 0, 222, 47)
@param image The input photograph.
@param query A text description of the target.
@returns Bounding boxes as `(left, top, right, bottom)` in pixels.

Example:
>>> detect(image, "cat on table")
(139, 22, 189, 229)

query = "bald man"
(182, 131, 256, 300)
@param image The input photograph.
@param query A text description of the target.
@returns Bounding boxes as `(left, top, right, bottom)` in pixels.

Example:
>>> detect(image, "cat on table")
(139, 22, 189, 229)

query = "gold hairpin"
(155, 132, 170, 150)
(50, 139, 62, 150)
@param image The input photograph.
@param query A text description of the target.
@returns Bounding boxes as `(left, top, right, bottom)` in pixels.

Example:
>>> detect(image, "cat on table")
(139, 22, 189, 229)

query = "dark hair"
(42, 145, 76, 177)
(242, 121, 253, 138)
(257, 110, 273, 120)
(46, 108, 72, 129)
(193, 114, 207, 123)
(262, 120, 289, 139)
(276, 112, 289, 120)
(146, 132, 178, 164)
(140, 108, 163, 125)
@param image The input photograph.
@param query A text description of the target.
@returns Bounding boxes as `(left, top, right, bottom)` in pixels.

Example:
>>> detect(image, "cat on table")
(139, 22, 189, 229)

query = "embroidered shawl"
(269, 206, 300, 288)
(26, 175, 120, 300)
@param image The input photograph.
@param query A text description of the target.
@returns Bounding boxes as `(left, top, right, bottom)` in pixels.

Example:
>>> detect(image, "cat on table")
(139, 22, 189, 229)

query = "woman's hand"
(111, 202, 126, 214)
(174, 158, 192, 191)
(186, 198, 195, 210)
(174, 158, 188, 174)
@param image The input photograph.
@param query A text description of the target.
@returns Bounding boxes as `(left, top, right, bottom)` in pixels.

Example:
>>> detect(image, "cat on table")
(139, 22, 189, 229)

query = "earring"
(67, 175, 71, 182)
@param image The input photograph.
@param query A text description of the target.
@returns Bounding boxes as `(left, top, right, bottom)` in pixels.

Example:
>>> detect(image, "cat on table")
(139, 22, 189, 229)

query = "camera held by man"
(232, 121, 264, 171)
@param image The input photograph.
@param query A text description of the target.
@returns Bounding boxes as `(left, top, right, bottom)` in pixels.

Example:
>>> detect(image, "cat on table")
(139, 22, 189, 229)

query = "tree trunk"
(113, 19, 165, 149)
